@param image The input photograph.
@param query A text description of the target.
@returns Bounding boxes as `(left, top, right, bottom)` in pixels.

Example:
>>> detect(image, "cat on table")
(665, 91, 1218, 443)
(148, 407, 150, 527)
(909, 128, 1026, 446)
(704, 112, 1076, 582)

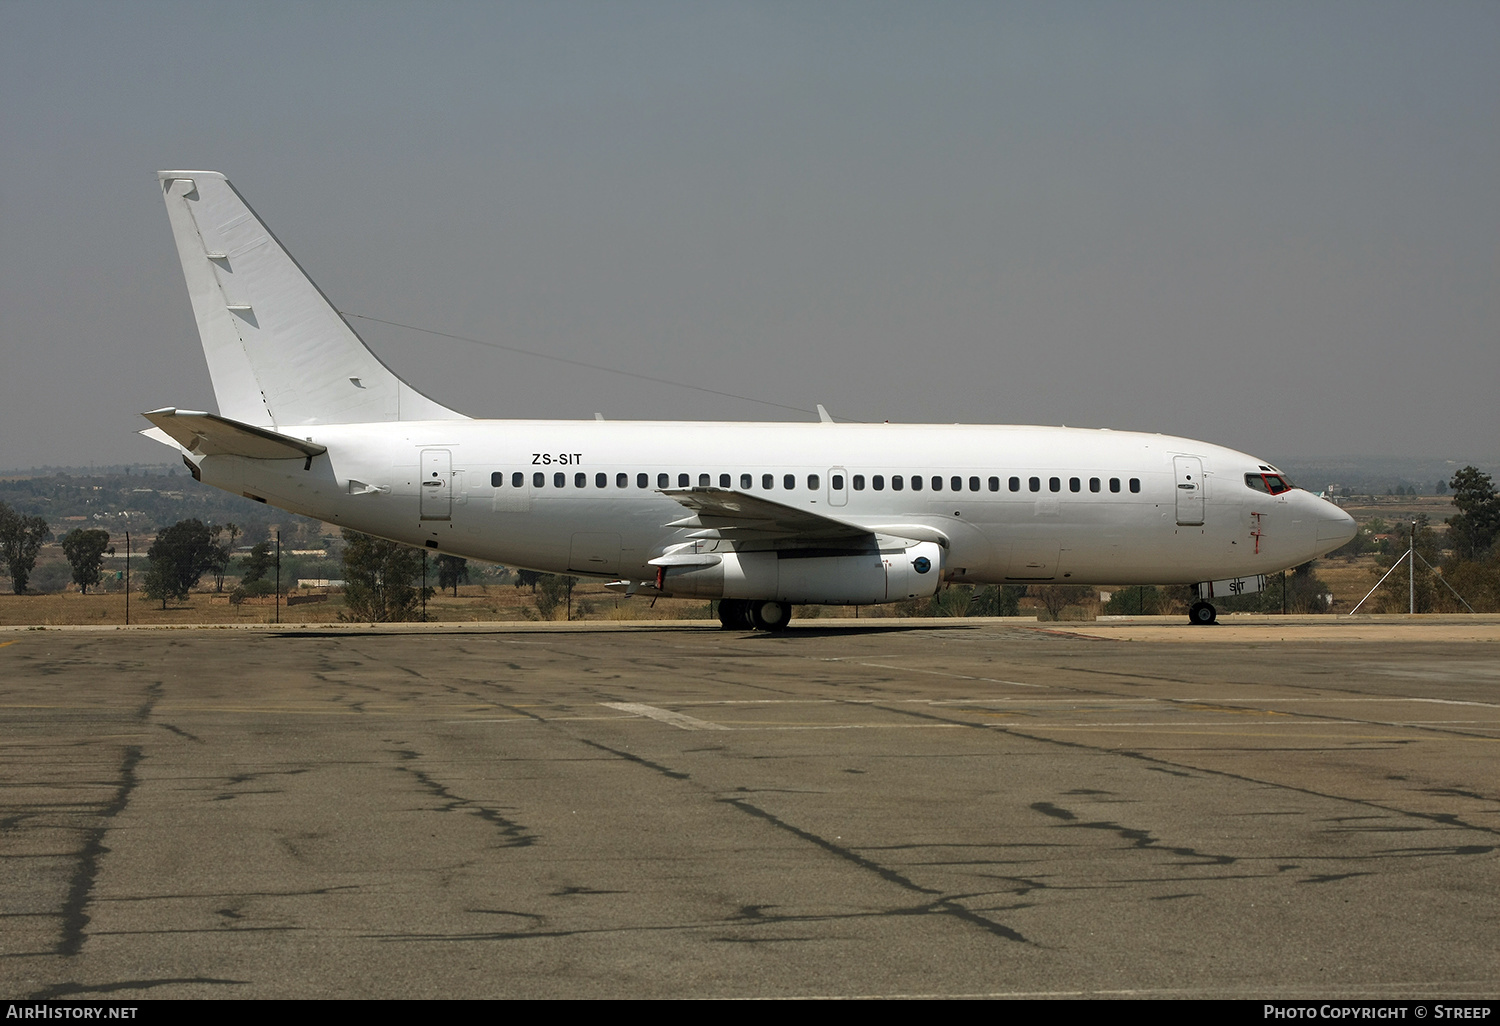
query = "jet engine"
(654, 541, 944, 605)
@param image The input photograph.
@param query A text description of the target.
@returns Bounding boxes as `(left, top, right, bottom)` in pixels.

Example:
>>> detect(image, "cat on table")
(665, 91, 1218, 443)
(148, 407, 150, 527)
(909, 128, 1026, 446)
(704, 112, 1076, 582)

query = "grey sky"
(2, 1, 1496, 469)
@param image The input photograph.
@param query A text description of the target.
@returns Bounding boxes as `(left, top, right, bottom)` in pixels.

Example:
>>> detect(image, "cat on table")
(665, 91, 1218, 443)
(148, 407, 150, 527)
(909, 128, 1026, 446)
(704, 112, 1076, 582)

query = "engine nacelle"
(659, 541, 943, 605)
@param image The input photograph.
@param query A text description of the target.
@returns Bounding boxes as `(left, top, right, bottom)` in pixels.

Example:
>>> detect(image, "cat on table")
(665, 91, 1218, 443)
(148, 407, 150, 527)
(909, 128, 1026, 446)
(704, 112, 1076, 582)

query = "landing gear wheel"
(750, 600, 793, 632)
(718, 599, 751, 630)
(1189, 600, 1217, 626)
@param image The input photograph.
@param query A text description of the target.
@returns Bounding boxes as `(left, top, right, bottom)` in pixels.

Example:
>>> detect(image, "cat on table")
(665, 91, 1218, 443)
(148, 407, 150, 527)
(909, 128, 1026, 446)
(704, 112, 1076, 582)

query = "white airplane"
(142, 171, 1357, 630)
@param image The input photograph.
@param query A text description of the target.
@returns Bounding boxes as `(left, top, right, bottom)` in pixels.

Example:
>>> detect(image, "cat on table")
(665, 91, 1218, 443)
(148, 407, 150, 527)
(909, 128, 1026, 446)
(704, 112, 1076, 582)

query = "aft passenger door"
(1174, 456, 1204, 526)
(420, 449, 453, 521)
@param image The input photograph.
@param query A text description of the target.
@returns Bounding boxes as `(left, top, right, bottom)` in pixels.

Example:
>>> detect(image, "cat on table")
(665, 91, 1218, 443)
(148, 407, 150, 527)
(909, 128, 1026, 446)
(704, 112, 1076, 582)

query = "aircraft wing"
(660, 487, 872, 543)
(142, 408, 328, 460)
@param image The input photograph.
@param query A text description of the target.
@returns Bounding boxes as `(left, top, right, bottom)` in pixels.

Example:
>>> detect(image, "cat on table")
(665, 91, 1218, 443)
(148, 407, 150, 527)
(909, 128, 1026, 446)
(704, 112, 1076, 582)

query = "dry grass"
(0, 581, 730, 627)
(1316, 554, 1389, 611)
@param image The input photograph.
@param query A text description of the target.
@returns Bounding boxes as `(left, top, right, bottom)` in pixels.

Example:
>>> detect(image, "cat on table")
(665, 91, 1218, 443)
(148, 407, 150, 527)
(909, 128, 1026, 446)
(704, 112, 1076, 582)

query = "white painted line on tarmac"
(839, 660, 1049, 688)
(600, 702, 731, 731)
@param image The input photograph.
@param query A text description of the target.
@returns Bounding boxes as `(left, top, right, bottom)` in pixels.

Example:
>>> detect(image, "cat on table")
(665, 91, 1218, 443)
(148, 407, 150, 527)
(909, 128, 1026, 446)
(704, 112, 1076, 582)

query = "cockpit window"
(1245, 473, 1293, 495)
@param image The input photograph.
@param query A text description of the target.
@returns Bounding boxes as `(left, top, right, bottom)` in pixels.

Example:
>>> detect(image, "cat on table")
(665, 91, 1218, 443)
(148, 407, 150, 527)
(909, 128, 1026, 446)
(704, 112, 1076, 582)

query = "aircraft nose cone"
(1317, 504, 1358, 547)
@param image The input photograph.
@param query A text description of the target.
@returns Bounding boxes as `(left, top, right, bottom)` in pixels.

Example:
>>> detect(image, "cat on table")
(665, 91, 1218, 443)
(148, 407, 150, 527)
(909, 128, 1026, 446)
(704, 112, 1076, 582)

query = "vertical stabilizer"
(158, 171, 466, 427)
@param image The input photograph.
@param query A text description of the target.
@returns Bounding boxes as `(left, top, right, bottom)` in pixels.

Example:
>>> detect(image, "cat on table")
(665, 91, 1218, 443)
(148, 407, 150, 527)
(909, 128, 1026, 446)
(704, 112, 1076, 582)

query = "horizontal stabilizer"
(142, 408, 327, 460)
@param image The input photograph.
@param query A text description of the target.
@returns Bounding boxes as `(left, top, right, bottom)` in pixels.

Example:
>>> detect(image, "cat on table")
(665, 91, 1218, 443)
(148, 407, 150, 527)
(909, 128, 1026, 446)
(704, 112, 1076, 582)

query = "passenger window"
(1089, 477, 1100, 493)
(658, 473, 669, 488)
(597, 472, 608, 488)
(740, 474, 752, 489)
(893, 475, 905, 491)
(763, 474, 774, 489)
(853, 475, 865, 490)
(699, 473, 710, 487)
(1069, 477, 1081, 492)
(576, 472, 587, 488)
(1110, 478, 1120, 493)
(1129, 478, 1141, 493)
(932, 476, 943, 491)
(954, 476, 965, 492)
(1029, 477, 1040, 492)
(491, 472, 503, 487)
(910, 475, 921, 491)
(678, 473, 690, 488)
(1049, 477, 1061, 492)
(638, 473, 649, 488)
(989, 476, 1000, 492)
(783, 474, 795, 490)
(873, 475, 885, 491)
(832, 474, 843, 489)
(808, 474, 819, 489)
(513, 471, 524, 488)
(554, 472, 565, 488)
(534, 472, 545, 488)
(1009, 476, 1020, 492)
(616, 472, 628, 488)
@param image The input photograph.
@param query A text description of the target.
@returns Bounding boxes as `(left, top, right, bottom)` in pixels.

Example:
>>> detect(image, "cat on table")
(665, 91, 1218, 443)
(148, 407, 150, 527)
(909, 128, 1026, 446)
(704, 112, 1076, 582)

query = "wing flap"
(660, 487, 872, 543)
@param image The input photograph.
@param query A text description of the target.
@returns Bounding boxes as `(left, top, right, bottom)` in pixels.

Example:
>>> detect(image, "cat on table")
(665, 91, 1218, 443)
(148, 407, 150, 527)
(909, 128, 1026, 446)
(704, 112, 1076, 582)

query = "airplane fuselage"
(193, 418, 1353, 593)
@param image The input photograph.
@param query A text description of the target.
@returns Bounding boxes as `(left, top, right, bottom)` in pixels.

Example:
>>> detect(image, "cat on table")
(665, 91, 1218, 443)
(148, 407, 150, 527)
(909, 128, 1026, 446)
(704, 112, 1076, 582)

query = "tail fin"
(158, 171, 466, 427)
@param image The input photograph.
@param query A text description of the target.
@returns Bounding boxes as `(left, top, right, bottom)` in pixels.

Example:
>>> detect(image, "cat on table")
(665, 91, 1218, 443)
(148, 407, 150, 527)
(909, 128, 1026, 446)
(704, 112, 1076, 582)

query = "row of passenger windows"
(489, 470, 1142, 494)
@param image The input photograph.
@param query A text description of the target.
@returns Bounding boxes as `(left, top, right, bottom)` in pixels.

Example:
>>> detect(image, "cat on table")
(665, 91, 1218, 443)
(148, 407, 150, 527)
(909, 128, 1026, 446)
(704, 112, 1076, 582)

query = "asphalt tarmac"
(2, 618, 1497, 999)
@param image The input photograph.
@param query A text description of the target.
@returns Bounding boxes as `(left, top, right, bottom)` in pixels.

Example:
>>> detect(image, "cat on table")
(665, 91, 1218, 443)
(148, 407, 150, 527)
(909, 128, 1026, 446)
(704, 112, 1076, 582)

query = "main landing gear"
(1188, 600, 1218, 626)
(718, 599, 793, 632)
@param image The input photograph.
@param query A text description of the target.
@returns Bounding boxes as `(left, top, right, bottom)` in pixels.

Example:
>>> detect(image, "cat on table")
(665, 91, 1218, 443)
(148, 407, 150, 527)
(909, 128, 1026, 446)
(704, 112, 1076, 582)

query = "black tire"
(718, 599, 750, 629)
(750, 600, 793, 632)
(1189, 600, 1217, 626)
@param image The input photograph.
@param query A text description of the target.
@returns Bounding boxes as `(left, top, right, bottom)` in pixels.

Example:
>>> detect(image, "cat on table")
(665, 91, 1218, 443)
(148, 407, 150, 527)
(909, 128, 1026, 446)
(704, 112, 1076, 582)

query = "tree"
(1447, 467, 1500, 561)
(971, 584, 1025, 617)
(143, 519, 220, 607)
(209, 523, 239, 592)
(514, 569, 544, 592)
(1442, 554, 1500, 613)
(1367, 524, 1443, 613)
(0, 501, 52, 594)
(1102, 585, 1168, 615)
(533, 574, 577, 619)
(931, 585, 973, 617)
(140, 557, 177, 610)
(436, 555, 469, 597)
(1030, 584, 1092, 621)
(340, 530, 429, 622)
(61, 528, 112, 594)
(239, 541, 273, 584)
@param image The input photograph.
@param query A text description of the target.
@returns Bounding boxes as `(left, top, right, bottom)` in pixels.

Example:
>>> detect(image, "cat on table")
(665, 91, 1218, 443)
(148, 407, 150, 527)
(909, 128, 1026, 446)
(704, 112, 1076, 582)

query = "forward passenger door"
(1174, 456, 1204, 526)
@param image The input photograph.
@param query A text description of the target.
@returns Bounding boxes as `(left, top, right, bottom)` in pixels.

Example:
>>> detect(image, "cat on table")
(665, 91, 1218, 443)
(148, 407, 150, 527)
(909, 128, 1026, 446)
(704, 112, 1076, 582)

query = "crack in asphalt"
(390, 746, 536, 847)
